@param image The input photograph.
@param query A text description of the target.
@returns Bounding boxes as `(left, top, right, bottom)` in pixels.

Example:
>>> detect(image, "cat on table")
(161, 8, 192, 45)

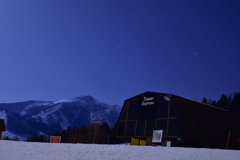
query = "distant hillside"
(0, 96, 122, 140)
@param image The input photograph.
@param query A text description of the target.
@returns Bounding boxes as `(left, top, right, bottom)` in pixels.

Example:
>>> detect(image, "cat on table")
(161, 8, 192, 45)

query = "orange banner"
(50, 136, 61, 143)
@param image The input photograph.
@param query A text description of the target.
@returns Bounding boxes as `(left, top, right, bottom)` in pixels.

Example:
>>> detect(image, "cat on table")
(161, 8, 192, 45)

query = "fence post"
(226, 130, 231, 150)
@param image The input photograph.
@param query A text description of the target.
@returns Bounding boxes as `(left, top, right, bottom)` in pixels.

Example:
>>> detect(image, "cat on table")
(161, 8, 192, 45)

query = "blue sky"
(1, 0, 240, 105)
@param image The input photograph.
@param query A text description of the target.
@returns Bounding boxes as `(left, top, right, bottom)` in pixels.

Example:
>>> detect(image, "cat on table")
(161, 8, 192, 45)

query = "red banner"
(50, 136, 61, 143)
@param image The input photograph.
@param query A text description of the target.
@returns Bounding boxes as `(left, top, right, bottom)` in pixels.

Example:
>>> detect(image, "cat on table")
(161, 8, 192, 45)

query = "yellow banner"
(140, 140, 146, 146)
(130, 138, 139, 145)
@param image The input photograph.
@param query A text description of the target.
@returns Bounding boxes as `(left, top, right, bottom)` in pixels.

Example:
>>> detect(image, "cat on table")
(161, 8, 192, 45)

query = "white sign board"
(152, 130, 163, 143)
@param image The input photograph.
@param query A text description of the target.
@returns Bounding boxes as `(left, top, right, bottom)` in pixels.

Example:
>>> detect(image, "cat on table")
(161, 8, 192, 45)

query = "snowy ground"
(0, 140, 239, 160)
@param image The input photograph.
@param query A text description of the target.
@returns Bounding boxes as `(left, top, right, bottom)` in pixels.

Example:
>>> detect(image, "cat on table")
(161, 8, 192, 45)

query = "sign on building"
(152, 130, 163, 143)
(141, 97, 155, 106)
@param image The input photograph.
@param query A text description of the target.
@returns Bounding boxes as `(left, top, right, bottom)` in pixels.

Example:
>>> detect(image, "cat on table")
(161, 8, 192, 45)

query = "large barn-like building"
(115, 92, 240, 149)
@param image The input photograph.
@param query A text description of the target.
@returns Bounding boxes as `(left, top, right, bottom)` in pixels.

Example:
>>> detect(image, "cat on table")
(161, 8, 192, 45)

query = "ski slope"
(0, 140, 239, 160)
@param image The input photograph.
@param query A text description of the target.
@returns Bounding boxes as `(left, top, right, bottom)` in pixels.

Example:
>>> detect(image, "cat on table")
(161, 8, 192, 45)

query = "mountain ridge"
(0, 96, 122, 140)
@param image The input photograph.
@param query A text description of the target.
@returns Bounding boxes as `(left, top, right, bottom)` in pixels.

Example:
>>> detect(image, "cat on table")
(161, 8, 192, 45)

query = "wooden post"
(73, 128, 77, 143)
(226, 130, 231, 150)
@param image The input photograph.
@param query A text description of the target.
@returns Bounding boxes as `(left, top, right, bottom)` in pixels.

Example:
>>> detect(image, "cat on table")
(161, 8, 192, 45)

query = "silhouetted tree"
(38, 134, 48, 142)
(54, 130, 61, 136)
(77, 124, 95, 143)
(211, 100, 217, 106)
(3, 136, 9, 140)
(230, 92, 240, 114)
(30, 134, 38, 142)
(24, 121, 118, 144)
(109, 123, 117, 144)
(227, 96, 232, 109)
(206, 99, 215, 106)
(202, 98, 207, 104)
(60, 129, 68, 143)
(98, 122, 110, 144)
(217, 94, 229, 110)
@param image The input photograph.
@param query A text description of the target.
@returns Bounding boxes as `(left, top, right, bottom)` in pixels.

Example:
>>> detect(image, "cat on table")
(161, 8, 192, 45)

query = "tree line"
(26, 122, 124, 144)
(202, 92, 240, 114)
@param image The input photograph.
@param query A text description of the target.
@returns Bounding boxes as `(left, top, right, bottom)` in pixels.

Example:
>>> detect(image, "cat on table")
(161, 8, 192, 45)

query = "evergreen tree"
(38, 134, 48, 142)
(30, 134, 38, 142)
(77, 124, 94, 143)
(210, 100, 217, 106)
(217, 94, 229, 110)
(230, 92, 240, 114)
(227, 96, 232, 109)
(60, 129, 68, 143)
(202, 98, 207, 104)
(3, 136, 9, 140)
(207, 99, 216, 106)
(54, 130, 61, 136)
(98, 122, 110, 144)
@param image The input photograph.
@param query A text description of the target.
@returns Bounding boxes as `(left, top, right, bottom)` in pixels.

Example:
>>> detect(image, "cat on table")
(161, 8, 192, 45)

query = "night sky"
(1, 0, 240, 106)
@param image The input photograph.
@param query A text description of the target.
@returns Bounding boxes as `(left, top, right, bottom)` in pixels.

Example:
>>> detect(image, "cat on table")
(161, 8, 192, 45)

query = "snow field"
(0, 140, 239, 160)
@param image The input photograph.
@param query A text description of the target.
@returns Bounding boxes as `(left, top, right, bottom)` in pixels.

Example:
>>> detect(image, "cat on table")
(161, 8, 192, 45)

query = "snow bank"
(0, 140, 239, 160)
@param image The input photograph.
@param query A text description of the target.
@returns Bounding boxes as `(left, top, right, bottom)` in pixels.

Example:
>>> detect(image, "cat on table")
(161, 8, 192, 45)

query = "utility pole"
(92, 118, 101, 144)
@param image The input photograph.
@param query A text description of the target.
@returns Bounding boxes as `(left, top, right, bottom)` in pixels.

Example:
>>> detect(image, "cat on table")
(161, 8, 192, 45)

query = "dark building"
(115, 92, 240, 149)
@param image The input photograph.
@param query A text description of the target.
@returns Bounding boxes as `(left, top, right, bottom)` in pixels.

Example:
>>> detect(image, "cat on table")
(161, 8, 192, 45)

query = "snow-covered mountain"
(0, 96, 122, 140)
